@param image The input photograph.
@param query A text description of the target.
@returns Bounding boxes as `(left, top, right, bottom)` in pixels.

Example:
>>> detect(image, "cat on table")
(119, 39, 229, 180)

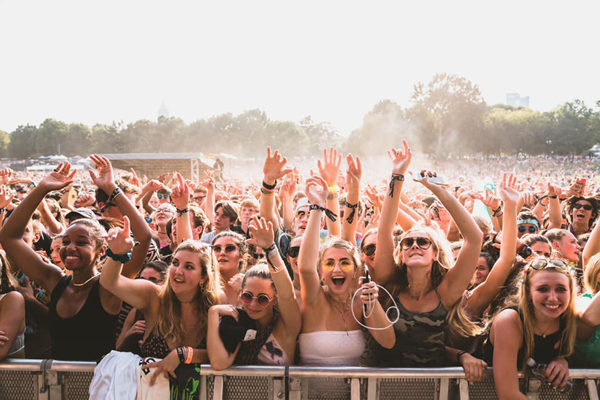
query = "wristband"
(105, 247, 133, 263)
(109, 187, 123, 201)
(491, 206, 502, 217)
(262, 243, 277, 254)
(344, 201, 358, 224)
(177, 347, 186, 363)
(28, 182, 37, 189)
(184, 346, 193, 364)
(388, 174, 404, 198)
(262, 180, 277, 190)
(328, 185, 339, 194)
(260, 187, 274, 195)
(309, 204, 337, 222)
(176, 207, 189, 216)
(549, 194, 558, 199)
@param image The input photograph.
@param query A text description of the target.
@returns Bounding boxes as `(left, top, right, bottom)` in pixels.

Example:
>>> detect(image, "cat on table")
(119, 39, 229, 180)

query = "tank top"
(572, 293, 600, 368)
(483, 307, 563, 367)
(299, 330, 365, 366)
(140, 330, 171, 359)
(48, 275, 117, 361)
(361, 288, 448, 367)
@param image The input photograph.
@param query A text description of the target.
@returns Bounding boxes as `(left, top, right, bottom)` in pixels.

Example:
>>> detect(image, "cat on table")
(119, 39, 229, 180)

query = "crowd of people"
(0, 145, 600, 399)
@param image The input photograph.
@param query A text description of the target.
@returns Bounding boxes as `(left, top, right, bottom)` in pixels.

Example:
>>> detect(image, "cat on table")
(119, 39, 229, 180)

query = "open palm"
(39, 163, 76, 192)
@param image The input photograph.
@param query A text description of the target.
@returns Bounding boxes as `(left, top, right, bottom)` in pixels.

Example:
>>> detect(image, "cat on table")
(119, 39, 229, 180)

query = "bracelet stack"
(177, 346, 194, 364)
(261, 180, 277, 195)
(388, 173, 404, 198)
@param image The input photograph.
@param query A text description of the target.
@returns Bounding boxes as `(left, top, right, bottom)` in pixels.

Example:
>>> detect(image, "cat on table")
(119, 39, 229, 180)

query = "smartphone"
(411, 171, 449, 186)
(363, 266, 371, 314)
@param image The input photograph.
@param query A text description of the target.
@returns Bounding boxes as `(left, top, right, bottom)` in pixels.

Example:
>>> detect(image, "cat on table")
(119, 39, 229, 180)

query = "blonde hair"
(519, 264, 577, 367)
(155, 240, 221, 346)
(318, 239, 363, 286)
(385, 225, 484, 337)
(584, 253, 600, 294)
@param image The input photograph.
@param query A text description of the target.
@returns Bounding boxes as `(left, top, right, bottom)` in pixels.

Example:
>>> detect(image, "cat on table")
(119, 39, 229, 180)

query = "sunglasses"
(528, 258, 569, 272)
(288, 246, 300, 258)
(321, 259, 354, 271)
(295, 210, 307, 218)
(400, 237, 433, 251)
(252, 252, 264, 260)
(362, 243, 376, 257)
(573, 203, 593, 211)
(213, 244, 238, 253)
(156, 208, 173, 214)
(157, 194, 170, 199)
(518, 225, 538, 233)
(194, 195, 206, 201)
(240, 291, 272, 307)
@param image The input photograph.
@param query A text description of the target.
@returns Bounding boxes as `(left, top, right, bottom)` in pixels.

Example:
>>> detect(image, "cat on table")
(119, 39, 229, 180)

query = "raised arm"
(583, 211, 600, 269)
(0, 164, 74, 293)
(248, 216, 301, 336)
(89, 154, 152, 279)
(318, 148, 342, 238)
(259, 147, 292, 230)
(341, 155, 361, 245)
(171, 173, 193, 244)
(466, 173, 519, 316)
(298, 176, 329, 306)
(99, 216, 159, 311)
(37, 198, 64, 236)
(278, 175, 296, 233)
(546, 183, 562, 230)
(427, 179, 483, 307)
(373, 141, 412, 285)
(203, 176, 215, 225)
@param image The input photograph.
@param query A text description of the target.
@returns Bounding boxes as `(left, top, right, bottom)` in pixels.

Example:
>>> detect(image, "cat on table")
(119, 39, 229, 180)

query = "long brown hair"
(519, 264, 577, 367)
(155, 241, 221, 346)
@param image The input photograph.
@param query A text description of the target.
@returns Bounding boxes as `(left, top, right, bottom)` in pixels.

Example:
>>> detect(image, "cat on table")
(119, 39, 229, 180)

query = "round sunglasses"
(400, 237, 432, 251)
(321, 259, 354, 271)
(518, 225, 538, 233)
(362, 243, 376, 257)
(240, 291, 272, 307)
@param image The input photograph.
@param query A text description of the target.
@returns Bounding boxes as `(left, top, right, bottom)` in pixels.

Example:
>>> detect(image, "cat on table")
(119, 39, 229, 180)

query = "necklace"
(328, 292, 351, 336)
(72, 274, 98, 287)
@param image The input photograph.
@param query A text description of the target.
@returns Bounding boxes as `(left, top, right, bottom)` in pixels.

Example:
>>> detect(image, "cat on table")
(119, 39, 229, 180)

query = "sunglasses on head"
(240, 291, 272, 307)
(528, 258, 569, 272)
(157, 194, 170, 200)
(288, 246, 300, 258)
(213, 244, 238, 253)
(400, 237, 433, 251)
(573, 203, 593, 211)
(362, 243, 376, 257)
(518, 225, 538, 233)
(321, 259, 354, 271)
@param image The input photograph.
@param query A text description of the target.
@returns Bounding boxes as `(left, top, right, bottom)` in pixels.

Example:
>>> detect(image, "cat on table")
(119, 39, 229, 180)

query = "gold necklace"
(328, 293, 351, 336)
(72, 274, 98, 287)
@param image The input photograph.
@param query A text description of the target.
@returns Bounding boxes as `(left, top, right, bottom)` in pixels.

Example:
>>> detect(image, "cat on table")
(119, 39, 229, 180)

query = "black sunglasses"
(252, 252, 264, 260)
(362, 243, 376, 257)
(400, 237, 432, 250)
(288, 246, 300, 258)
(213, 244, 238, 253)
(573, 203, 593, 211)
(240, 291, 271, 307)
(518, 225, 538, 233)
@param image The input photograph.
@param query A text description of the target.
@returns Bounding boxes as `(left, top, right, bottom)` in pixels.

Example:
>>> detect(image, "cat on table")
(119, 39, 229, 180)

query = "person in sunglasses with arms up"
(362, 141, 483, 367)
(207, 216, 301, 369)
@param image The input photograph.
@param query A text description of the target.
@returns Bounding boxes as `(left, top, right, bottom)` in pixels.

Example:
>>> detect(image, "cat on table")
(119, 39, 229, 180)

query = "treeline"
(2, 74, 600, 159)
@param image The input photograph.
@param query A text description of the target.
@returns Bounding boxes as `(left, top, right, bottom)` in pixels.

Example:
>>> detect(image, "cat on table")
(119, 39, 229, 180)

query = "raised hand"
(38, 162, 76, 192)
(482, 188, 501, 211)
(0, 186, 14, 209)
(0, 169, 13, 185)
(499, 173, 520, 208)
(128, 168, 141, 187)
(346, 154, 362, 187)
(305, 176, 328, 208)
(263, 147, 292, 184)
(279, 174, 297, 199)
(318, 147, 342, 187)
(247, 216, 275, 249)
(88, 154, 115, 194)
(547, 183, 561, 198)
(170, 172, 190, 210)
(74, 193, 96, 208)
(106, 216, 134, 256)
(387, 140, 412, 175)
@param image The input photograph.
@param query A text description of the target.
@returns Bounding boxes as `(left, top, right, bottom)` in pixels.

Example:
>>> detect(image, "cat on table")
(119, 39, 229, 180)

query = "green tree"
(0, 130, 9, 158)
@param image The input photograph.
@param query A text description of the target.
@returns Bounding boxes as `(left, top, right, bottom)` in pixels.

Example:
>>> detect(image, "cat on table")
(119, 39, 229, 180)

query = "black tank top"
(48, 275, 117, 361)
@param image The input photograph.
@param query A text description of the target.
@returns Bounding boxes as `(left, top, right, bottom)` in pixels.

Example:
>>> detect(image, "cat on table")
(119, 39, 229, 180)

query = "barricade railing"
(1, 358, 599, 400)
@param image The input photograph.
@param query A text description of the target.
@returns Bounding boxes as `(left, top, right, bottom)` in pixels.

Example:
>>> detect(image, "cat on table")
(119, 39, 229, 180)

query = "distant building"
(506, 93, 530, 108)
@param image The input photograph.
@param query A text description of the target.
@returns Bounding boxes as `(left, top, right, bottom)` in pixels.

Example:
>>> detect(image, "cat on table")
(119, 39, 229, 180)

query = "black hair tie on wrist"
(344, 201, 358, 224)
(262, 180, 277, 190)
(309, 204, 337, 222)
(388, 173, 405, 198)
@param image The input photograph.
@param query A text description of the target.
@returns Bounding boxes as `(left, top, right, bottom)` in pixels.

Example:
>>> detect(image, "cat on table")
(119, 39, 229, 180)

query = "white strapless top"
(299, 330, 366, 366)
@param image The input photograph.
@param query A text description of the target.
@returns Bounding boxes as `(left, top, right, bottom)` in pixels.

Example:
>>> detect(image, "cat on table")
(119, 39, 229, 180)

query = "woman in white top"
(298, 176, 395, 366)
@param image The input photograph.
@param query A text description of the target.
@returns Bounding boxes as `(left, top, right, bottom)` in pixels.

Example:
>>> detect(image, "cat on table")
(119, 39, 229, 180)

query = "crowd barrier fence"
(1, 358, 599, 400)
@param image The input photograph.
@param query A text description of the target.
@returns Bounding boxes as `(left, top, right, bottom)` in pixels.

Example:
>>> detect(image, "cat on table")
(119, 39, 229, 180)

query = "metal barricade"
(1, 359, 599, 400)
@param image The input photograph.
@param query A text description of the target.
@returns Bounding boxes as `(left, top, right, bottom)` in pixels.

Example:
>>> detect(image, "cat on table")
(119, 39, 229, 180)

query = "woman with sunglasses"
(298, 176, 395, 366)
(565, 196, 598, 238)
(484, 258, 577, 398)
(363, 141, 483, 367)
(207, 216, 301, 369)
(212, 231, 249, 305)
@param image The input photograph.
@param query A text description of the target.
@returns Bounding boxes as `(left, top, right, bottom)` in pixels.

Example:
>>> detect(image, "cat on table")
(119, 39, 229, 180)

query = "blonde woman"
(484, 258, 577, 398)
(101, 216, 221, 382)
